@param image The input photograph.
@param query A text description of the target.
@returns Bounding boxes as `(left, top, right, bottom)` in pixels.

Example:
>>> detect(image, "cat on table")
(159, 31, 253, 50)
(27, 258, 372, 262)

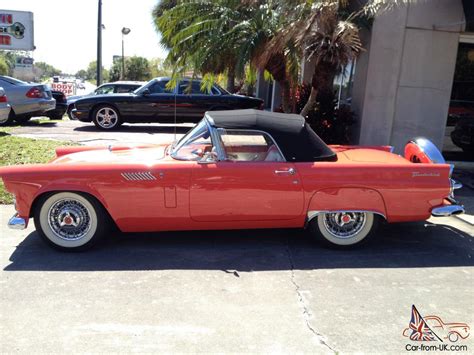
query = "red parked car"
(0, 110, 464, 251)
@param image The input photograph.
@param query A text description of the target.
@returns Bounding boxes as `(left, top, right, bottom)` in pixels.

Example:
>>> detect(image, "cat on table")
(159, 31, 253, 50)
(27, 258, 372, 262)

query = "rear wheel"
(47, 112, 65, 120)
(92, 105, 121, 130)
(0, 109, 14, 126)
(308, 211, 378, 248)
(14, 115, 31, 124)
(34, 192, 108, 251)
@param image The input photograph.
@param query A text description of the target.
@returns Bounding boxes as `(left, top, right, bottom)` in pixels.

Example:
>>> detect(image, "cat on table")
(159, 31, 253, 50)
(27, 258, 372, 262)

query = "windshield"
(171, 120, 214, 161)
(134, 79, 157, 95)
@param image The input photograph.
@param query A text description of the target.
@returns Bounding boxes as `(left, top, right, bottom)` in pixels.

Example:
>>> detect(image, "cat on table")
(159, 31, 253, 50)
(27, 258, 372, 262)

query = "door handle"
(274, 168, 296, 175)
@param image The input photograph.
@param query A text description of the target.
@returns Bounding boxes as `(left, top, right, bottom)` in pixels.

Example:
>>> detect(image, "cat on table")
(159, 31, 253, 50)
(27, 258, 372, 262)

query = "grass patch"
(0, 126, 75, 204)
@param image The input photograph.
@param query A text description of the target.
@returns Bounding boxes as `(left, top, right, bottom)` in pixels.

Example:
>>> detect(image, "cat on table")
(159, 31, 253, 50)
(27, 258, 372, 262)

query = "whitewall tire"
(309, 211, 378, 248)
(34, 192, 108, 251)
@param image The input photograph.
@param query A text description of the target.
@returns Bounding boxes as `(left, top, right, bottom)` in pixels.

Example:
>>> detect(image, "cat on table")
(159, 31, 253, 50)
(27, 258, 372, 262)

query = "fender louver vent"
(121, 172, 157, 181)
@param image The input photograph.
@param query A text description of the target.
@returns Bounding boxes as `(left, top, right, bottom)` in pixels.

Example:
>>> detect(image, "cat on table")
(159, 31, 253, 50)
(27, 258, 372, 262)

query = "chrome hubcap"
(323, 212, 366, 239)
(97, 108, 118, 128)
(48, 199, 91, 240)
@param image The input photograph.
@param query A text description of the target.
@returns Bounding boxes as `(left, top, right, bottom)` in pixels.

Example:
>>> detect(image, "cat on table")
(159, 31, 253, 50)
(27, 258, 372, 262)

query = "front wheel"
(308, 211, 379, 248)
(67, 105, 76, 120)
(92, 105, 121, 130)
(34, 192, 108, 251)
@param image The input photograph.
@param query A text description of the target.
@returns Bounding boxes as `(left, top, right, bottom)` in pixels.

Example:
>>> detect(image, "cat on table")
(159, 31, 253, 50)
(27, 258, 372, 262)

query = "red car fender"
(7, 180, 109, 224)
(306, 187, 388, 220)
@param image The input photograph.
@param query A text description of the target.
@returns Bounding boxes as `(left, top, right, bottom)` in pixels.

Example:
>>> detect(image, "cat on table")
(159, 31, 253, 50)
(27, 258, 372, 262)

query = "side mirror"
(141, 88, 150, 96)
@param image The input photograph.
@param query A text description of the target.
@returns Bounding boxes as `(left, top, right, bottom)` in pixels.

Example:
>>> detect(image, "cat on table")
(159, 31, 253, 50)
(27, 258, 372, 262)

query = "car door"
(189, 129, 304, 222)
(122, 80, 175, 122)
(175, 80, 215, 122)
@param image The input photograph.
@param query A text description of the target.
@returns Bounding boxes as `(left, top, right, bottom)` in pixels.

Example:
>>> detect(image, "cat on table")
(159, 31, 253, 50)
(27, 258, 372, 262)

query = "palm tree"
(153, 0, 298, 111)
(154, 0, 247, 92)
(271, 0, 412, 116)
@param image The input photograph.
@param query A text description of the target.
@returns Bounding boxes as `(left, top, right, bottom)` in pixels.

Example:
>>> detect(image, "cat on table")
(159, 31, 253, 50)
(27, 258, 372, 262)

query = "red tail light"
(26, 87, 43, 98)
(0, 95, 7, 103)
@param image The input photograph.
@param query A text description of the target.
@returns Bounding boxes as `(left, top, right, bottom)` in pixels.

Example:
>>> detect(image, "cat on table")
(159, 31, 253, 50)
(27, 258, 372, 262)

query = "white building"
(259, 0, 473, 153)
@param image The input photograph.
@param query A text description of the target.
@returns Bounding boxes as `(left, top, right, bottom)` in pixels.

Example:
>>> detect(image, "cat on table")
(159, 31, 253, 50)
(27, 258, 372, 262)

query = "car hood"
(52, 146, 167, 165)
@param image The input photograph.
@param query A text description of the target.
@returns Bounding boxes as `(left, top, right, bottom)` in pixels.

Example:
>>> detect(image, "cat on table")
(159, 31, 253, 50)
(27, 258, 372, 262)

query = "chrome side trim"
(121, 172, 157, 181)
(431, 205, 464, 217)
(306, 210, 387, 224)
(8, 213, 26, 230)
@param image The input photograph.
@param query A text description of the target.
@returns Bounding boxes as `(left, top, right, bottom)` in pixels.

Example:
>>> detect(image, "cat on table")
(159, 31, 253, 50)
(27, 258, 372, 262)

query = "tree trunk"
(299, 61, 337, 117)
(280, 79, 291, 113)
(226, 64, 235, 93)
(300, 86, 318, 117)
(265, 52, 292, 113)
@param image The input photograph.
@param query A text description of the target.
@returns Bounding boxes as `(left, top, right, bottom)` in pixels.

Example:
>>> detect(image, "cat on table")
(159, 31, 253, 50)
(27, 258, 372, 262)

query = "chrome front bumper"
(8, 213, 27, 230)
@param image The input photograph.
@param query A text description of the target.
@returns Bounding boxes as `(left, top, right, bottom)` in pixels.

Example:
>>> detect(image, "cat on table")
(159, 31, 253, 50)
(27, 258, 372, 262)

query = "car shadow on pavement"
(74, 125, 193, 134)
(4, 220, 473, 272)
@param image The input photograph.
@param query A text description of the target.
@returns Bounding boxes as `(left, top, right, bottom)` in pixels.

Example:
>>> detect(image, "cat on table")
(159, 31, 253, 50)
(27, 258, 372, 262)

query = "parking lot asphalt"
(0, 198, 473, 353)
(1, 119, 473, 353)
(10, 119, 191, 146)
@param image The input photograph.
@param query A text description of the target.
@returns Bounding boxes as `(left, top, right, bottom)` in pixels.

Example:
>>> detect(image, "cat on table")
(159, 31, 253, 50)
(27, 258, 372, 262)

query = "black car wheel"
(92, 105, 122, 130)
(14, 115, 31, 124)
(47, 112, 65, 120)
(67, 105, 76, 120)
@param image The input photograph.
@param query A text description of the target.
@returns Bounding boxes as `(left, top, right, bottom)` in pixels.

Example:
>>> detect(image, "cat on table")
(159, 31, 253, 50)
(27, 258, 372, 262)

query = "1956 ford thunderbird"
(0, 109, 464, 251)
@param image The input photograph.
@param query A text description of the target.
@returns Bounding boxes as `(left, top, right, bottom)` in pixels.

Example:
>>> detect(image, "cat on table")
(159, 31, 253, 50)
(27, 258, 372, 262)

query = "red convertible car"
(0, 110, 464, 251)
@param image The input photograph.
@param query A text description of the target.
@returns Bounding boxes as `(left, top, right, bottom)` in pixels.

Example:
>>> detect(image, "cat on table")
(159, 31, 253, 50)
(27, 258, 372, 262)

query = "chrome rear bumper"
(8, 213, 27, 230)
(431, 205, 465, 217)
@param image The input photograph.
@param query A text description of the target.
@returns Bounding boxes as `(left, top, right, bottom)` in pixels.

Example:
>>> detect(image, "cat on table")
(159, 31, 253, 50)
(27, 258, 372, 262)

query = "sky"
(2, 0, 168, 74)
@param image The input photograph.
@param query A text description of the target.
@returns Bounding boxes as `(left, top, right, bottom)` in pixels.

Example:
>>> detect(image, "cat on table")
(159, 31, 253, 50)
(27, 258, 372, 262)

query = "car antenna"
(174, 80, 177, 142)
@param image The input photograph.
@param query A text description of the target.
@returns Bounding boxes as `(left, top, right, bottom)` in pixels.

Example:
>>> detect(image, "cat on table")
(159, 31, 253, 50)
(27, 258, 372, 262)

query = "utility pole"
(121, 27, 131, 80)
(96, 0, 102, 86)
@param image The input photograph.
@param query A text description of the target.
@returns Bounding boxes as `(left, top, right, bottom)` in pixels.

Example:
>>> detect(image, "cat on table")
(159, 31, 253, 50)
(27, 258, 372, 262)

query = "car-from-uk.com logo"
(403, 305, 470, 352)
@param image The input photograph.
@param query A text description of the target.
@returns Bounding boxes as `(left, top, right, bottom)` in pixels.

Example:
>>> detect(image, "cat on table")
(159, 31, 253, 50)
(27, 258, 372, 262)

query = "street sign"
(51, 82, 76, 96)
(0, 10, 34, 51)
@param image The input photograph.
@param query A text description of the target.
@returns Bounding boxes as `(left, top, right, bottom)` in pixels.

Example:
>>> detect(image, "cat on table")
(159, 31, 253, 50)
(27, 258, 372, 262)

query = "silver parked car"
(0, 87, 11, 125)
(0, 75, 56, 125)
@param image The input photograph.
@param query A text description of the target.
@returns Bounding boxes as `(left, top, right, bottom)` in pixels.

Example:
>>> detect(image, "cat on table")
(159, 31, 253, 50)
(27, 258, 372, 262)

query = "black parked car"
(67, 81, 145, 119)
(72, 77, 264, 130)
(451, 118, 474, 153)
(46, 90, 67, 120)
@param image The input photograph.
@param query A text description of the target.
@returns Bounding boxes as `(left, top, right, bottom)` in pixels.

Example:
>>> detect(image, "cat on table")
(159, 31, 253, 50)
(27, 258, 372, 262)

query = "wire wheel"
(47, 198, 92, 241)
(310, 211, 377, 248)
(322, 212, 367, 239)
(94, 106, 120, 129)
(34, 192, 108, 251)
